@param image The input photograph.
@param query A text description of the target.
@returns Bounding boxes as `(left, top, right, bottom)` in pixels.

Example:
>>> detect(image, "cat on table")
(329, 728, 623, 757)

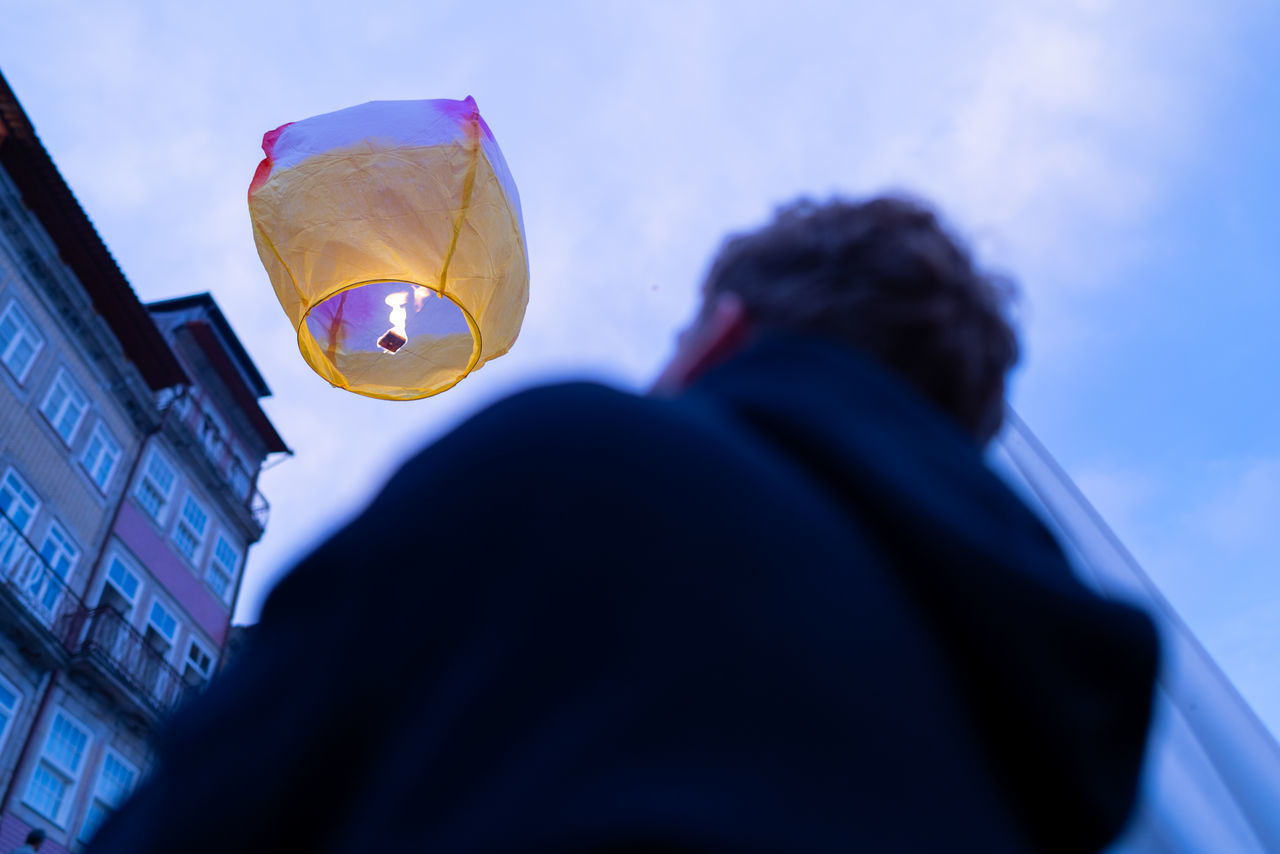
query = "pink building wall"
(0, 812, 70, 854)
(114, 501, 229, 648)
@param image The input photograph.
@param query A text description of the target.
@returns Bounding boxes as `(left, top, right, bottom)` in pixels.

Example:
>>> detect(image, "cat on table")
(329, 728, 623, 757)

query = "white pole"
(992, 411, 1280, 853)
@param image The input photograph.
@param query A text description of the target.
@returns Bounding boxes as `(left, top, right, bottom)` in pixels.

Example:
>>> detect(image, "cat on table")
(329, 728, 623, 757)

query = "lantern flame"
(377, 291, 410, 353)
(413, 285, 431, 311)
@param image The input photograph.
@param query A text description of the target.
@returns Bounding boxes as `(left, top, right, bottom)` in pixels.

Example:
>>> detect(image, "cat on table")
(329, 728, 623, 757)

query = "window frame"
(0, 671, 22, 757)
(0, 467, 41, 535)
(77, 747, 139, 844)
(171, 492, 210, 564)
(146, 598, 179, 651)
(197, 403, 226, 466)
(100, 550, 142, 617)
(22, 707, 92, 827)
(184, 634, 215, 686)
(38, 366, 90, 446)
(134, 447, 177, 523)
(226, 448, 253, 502)
(79, 420, 122, 493)
(0, 298, 45, 384)
(207, 532, 240, 602)
(38, 519, 80, 581)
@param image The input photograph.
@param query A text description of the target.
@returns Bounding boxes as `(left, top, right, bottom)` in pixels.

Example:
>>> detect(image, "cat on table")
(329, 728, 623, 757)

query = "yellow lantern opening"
(249, 97, 528, 400)
(301, 280, 480, 399)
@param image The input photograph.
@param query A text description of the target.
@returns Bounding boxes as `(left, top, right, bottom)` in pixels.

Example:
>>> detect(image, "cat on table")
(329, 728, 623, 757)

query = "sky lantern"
(248, 97, 528, 400)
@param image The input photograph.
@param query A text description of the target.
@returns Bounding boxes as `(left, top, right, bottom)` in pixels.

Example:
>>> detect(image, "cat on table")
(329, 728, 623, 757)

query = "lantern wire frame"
(250, 96, 528, 401)
(296, 278, 483, 401)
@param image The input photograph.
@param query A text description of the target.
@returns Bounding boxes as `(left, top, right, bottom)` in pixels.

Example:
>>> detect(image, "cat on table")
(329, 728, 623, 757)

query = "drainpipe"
(216, 453, 272, 664)
(0, 668, 56, 818)
(83, 386, 187, 603)
(217, 443, 292, 664)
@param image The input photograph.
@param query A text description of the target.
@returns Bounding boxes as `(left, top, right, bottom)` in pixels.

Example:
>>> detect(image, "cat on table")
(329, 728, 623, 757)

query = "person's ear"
(686, 293, 751, 379)
(650, 293, 752, 395)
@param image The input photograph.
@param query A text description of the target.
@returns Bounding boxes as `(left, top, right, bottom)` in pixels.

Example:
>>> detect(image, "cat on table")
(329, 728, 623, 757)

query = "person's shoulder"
(478, 381, 649, 425)
(438, 381, 680, 454)
(389, 382, 669, 483)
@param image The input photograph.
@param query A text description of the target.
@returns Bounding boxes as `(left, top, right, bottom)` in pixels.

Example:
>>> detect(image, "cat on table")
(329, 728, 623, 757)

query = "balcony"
(0, 510, 192, 724)
(67, 607, 192, 722)
(161, 391, 269, 540)
(0, 513, 81, 666)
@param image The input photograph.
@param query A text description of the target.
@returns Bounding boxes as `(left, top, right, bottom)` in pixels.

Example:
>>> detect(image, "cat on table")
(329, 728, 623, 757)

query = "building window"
(106, 556, 140, 601)
(207, 534, 239, 601)
(100, 554, 141, 615)
(0, 468, 41, 533)
(134, 448, 176, 521)
(198, 405, 225, 466)
(38, 521, 79, 581)
(0, 299, 44, 384)
(0, 673, 21, 756)
(79, 422, 122, 492)
(28, 522, 79, 616)
(183, 637, 214, 688)
(172, 494, 208, 562)
(39, 368, 89, 445)
(226, 450, 252, 501)
(78, 749, 138, 844)
(23, 709, 91, 825)
(147, 599, 178, 649)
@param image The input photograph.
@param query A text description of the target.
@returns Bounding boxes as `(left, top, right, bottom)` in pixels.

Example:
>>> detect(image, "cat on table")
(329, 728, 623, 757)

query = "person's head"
(652, 195, 1019, 443)
(24, 828, 45, 850)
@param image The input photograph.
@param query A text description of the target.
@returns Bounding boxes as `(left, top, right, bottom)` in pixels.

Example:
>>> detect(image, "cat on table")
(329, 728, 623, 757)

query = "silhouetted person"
(90, 196, 1157, 853)
(11, 828, 45, 854)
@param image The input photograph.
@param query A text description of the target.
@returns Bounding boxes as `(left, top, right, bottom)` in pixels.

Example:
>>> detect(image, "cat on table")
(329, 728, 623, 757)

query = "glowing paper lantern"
(249, 98, 528, 400)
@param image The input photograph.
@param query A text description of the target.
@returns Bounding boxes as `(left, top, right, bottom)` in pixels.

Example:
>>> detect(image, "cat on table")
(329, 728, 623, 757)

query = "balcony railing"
(162, 390, 270, 535)
(68, 607, 192, 717)
(0, 513, 82, 633)
(0, 509, 192, 721)
(250, 490, 270, 530)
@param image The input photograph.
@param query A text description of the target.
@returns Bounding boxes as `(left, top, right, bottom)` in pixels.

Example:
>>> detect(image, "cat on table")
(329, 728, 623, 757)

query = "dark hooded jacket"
(89, 334, 1157, 854)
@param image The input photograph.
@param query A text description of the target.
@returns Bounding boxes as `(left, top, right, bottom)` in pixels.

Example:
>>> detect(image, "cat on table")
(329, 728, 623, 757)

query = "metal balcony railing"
(162, 390, 270, 534)
(0, 512, 83, 632)
(68, 607, 192, 717)
(0, 509, 193, 720)
(250, 490, 270, 530)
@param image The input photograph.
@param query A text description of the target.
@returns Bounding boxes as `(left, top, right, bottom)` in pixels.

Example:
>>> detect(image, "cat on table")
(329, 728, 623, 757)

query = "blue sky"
(1, 1, 1277, 735)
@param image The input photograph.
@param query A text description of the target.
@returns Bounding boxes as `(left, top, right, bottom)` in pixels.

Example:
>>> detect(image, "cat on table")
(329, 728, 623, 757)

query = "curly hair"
(702, 196, 1019, 441)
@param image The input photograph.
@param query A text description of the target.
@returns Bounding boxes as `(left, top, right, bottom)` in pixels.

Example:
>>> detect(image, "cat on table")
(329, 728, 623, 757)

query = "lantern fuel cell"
(248, 97, 529, 400)
(377, 331, 407, 354)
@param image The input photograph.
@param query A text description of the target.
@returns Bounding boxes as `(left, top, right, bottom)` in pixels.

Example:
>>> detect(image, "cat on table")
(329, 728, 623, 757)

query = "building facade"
(0, 72, 287, 851)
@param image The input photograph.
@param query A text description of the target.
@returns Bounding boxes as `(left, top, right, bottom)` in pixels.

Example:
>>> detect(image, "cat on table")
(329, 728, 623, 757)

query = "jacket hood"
(693, 334, 1159, 852)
